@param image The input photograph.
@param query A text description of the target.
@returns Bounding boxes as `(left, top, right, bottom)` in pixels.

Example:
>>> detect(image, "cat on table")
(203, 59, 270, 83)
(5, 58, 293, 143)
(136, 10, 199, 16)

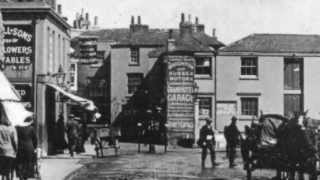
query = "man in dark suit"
(225, 116, 241, 168)
(198, 118, 217, 168)
(65, 114, 79, 157)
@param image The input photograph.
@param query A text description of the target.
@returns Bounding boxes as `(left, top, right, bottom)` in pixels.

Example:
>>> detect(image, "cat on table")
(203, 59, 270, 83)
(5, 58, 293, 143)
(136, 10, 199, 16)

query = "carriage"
(241, 113, 320, 180)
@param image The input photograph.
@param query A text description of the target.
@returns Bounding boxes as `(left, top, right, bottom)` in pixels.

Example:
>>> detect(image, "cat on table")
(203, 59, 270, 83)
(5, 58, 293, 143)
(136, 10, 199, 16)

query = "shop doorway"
(45, 86, 56, 155)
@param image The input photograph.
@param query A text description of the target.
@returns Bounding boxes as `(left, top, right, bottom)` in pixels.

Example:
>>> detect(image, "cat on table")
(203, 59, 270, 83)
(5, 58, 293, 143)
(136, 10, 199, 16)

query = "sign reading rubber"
(166, 56, 195, 136)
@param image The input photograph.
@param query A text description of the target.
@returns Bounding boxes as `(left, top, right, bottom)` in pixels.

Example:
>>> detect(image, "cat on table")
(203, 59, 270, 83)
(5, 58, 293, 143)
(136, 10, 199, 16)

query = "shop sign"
(166, 56, 195, 134)
(13, 84, 32, 109)
(1, 24, 34, 74)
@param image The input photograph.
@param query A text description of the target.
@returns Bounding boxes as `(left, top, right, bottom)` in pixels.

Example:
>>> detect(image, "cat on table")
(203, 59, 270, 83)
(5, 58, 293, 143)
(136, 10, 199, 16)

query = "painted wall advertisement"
(1, 24, 34, 81)
(13, 84, 32, 110)
(166, 56, 195, 137)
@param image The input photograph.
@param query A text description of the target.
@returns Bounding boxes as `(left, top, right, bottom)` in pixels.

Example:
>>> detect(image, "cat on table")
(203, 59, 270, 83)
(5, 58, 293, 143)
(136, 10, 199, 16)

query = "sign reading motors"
(166, 56, 195, 135)
(2, 24, 34, 71)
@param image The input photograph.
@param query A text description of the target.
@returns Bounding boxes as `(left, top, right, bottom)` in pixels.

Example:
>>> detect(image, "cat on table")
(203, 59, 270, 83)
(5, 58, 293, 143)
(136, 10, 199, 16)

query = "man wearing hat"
(65, 114, 80, 157)
(198, 118, 217, 168)
(224, 116, 241, 167)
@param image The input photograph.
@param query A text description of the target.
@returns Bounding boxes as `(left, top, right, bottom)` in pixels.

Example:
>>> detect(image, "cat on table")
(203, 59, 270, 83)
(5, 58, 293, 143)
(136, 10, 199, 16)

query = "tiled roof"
(79, 28, 224, 48)
(222, 34, 320, 53)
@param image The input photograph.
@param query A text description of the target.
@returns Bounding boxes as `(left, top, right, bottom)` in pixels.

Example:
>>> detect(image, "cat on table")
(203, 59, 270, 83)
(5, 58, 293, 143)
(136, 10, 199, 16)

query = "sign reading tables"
(166, 56, 195, 137)
(1, 24, 34, 81)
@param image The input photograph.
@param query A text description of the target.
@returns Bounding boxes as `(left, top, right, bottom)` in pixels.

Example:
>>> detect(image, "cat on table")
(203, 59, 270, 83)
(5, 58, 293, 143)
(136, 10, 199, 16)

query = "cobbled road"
(69, 143, 275, 180)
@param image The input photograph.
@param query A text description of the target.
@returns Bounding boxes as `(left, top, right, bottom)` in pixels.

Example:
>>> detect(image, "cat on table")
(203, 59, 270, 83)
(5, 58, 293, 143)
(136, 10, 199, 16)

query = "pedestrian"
(0, 114, 17, 180)
(76, 117, 86, 154)
(16, 116, 37, 180)
(65, 114, 79, 157)
(55, 113, 67, 154)
(224, 116, 241, 168)
(198, 118, 217, 168)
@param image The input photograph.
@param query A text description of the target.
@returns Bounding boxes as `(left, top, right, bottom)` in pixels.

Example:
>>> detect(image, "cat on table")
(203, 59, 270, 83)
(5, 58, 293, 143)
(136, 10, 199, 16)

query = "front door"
(284, 58, 303, 117)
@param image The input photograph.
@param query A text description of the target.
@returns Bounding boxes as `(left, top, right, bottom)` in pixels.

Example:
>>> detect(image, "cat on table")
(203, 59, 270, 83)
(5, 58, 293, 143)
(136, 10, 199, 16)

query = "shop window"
(199, 97, 212, 118)
(195, 57, 211, 76)
(241, 97, 258, 116)
(240, 57, 258, 78)
(130, 47, 139, 65)
(127, 73, 143, 94)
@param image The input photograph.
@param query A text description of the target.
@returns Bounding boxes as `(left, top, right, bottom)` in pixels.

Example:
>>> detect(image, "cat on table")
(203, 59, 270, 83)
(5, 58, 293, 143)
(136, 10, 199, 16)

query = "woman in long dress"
(15, 117, 37, 180)
(0, 116, 17, 180)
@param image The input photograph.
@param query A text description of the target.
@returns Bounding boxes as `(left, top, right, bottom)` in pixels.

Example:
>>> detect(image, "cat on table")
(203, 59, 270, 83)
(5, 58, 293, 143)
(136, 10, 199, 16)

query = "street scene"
(1, 0, 320, 180)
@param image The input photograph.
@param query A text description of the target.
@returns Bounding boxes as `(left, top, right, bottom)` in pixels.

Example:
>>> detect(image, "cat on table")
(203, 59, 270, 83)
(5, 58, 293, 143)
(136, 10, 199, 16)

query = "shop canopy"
(0, 71, 33, 126)
(46, 83, 97, 111)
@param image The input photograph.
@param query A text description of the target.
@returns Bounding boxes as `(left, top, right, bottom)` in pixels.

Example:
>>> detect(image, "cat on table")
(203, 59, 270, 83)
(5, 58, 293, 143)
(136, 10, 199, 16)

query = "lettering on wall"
(166, 56, 195, 136)
(1, 24, 34, 74)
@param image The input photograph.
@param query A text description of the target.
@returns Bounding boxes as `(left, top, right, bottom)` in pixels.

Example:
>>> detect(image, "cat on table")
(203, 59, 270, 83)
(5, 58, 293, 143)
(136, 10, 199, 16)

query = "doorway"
(45, 86, 56, 155)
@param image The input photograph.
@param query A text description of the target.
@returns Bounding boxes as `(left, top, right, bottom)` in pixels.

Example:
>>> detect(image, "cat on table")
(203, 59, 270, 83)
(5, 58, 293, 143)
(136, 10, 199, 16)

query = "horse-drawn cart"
(88, 124, 120, 157)
(241, 114, 320, 180)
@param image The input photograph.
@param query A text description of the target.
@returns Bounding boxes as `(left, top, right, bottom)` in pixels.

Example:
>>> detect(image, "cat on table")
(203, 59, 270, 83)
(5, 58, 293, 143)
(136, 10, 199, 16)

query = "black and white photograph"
(0, 0, 320, 179)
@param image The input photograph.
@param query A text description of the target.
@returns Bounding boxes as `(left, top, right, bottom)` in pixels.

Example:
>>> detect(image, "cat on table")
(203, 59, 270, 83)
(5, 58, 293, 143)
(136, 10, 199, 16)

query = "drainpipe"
(214, 48, 218, 130)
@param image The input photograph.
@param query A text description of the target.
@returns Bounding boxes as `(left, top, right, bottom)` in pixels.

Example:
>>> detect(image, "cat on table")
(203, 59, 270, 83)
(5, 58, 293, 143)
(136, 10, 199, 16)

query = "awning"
(46, 83, 97, 111)
(0, 71, 33, 126)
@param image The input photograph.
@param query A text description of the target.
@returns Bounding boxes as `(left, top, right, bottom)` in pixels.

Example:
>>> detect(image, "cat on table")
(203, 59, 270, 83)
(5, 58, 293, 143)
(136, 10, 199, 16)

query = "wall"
(216, 55, 284, 131)
(304, 57, 320, 119)
(110, 46, 157, 123)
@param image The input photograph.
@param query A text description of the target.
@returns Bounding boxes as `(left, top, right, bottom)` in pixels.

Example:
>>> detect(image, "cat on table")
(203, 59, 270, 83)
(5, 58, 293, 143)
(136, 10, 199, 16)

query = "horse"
(241, 112, 319, 180)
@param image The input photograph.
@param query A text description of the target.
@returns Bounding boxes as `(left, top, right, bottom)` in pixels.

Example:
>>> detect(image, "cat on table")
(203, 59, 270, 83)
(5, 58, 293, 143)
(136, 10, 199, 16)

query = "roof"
(80, 28, 224, 47)
(222, 34, 320, 54)
(0, 2, 71, 29)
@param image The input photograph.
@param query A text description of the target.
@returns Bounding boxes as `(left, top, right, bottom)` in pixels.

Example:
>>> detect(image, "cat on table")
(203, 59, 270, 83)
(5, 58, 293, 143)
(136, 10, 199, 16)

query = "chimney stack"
(52, 0, 56, 10)
(57, 4, 62, 15)
(195, 17, 199, 25)
(188, 14, 191, 23)
(131, 16, 134, 25)
(137, 16, 141, 25)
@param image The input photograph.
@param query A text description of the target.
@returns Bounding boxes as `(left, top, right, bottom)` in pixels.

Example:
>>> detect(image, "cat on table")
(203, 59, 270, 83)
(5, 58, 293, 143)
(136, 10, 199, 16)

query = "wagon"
(241, 114, 320, 180)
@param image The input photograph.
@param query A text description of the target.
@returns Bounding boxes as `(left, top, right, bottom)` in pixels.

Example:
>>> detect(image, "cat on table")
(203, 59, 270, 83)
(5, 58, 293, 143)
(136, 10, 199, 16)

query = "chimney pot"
(138, 16, 141, 25)
(181, 13, 185, 23)
(57, 4, 62, 15)
(131, 16, 134, 25)
(85, 13, 89, 21)
(94, 16, 98, 26)
(212, 28, 216, 37)
(52, 0, 56, 10)
(188, 14, 191, 22)
(169, 29, 173, 39)
(195, 17, 199, 24)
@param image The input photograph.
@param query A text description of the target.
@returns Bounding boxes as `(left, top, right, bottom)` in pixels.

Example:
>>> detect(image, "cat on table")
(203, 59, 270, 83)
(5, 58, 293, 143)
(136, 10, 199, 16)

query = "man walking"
(198, 118, 217, 168)
(65, 114, 79, 157)
(225, 116, 241, 168)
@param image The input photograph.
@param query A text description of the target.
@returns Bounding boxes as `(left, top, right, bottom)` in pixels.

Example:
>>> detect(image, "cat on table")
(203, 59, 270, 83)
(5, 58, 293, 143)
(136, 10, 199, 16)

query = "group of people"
(0, 115, 37, 180)
(198, 116, 241, 168)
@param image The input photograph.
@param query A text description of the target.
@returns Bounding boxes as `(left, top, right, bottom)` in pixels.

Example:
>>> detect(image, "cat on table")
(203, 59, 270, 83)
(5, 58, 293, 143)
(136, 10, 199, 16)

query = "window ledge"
(238, 115, 256, 121)
(239, 76, 259, 80)
(195, 75, 212, 80)
(128, 63, 140, 66)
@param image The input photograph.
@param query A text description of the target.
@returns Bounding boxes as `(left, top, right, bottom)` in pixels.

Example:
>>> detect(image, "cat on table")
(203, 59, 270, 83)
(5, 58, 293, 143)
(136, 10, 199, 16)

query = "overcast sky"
(57, 0, 320, 44)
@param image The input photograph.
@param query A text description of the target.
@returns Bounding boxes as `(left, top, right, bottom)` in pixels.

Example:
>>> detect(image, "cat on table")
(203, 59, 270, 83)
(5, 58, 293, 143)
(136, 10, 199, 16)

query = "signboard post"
(166, 56, 195, 141)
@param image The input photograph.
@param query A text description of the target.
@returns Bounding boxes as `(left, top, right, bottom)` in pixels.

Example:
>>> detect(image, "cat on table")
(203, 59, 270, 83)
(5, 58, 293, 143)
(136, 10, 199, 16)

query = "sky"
(57, 0, 320, 44)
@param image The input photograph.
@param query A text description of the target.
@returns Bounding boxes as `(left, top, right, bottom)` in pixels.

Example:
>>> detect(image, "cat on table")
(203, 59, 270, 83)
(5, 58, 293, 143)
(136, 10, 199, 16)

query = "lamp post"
(193, 82, 199, 146)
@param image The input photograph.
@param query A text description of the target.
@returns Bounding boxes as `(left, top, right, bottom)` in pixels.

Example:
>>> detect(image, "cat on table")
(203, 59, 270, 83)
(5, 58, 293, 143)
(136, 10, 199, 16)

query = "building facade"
(217, 34, 320, 131)
(0, 0, 73, 155)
